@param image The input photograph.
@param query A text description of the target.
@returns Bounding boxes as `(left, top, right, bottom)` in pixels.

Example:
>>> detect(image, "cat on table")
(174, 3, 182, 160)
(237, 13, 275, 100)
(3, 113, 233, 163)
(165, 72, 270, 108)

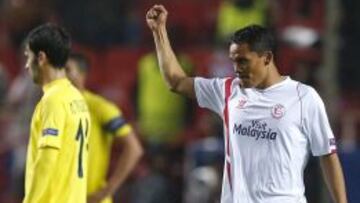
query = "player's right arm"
(24, 97, 65, 203)
(23, 148, 59, 203)
(146, 4, 195, 98)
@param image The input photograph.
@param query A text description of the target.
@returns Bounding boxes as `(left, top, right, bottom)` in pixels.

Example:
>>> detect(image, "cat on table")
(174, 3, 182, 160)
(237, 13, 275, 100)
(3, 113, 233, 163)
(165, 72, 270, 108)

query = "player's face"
(24, 45, 42, 84)
(65, 59, 82, 88)
(229, 43, 268, 88)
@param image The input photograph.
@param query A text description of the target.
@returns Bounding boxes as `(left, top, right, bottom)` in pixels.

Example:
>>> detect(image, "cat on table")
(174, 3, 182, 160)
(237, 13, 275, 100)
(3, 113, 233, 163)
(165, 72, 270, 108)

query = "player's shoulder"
(44, 82, 84, 105)
(195, 77, 236, 98)
(84, 90, 109, 104)
(289, 78, 314, 96)
(42, 86, 66, 105)
(293, 80, 323, 105)
(51, 79, 81, 94)
(195, 76, 230, 86)
(84, 90, 120, 110)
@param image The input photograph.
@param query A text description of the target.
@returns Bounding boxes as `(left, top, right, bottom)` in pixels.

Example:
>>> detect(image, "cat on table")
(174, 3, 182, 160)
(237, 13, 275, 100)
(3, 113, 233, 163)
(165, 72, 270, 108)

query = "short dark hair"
(68, 52, 90, 73)
(26, 23, 71, 68)
(230, 25, 275, 54)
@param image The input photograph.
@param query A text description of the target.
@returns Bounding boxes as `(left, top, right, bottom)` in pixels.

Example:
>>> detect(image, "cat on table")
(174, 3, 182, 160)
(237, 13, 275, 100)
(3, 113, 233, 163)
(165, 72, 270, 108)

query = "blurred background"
(0, 0, 359, 202)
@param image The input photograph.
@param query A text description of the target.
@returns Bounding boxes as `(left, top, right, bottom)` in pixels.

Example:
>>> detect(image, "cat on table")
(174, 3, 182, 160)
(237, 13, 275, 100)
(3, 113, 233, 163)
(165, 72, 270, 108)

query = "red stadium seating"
(0, 46, 20, 80)
(102, 47, 145, 119)
(273, 0, 325, 34)
(137, 0, 220, 45)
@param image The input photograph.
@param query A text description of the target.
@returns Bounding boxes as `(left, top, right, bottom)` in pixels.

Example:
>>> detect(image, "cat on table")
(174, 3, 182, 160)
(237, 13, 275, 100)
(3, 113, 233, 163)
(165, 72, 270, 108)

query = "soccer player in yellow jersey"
(22, 24, 91, 203)
(66, 53, 143, 203)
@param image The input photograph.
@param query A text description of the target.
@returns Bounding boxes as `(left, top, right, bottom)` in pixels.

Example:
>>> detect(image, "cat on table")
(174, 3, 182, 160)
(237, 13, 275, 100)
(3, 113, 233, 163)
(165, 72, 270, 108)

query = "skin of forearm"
(320, 154, 348, 203)
(152, 26, 187, 92)
(106, 136, 143, 195)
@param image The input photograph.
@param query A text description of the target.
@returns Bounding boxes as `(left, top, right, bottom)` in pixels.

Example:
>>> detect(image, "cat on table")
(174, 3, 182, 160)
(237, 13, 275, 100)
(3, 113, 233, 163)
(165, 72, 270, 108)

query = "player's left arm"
(319, 153, 348, 203)
(88, 130, 143, 202)
(23, 147, 59, 203)
(303, 88, 347, 203)
(107, 130, 143, 194)
(89, 99, 143, 202)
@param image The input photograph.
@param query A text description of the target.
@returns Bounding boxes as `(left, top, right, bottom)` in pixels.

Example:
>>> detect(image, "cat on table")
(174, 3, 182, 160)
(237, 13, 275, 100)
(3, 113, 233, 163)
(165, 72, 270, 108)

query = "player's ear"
(263, 51, 272, 66)
(37, 51, 47, 66)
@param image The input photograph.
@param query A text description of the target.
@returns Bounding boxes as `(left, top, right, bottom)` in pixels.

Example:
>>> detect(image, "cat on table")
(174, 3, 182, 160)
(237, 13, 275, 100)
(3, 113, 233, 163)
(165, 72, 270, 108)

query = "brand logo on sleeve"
(236, 98, 247, 109)
(271, 104, 285, 119)
(42, 128, 59, 136)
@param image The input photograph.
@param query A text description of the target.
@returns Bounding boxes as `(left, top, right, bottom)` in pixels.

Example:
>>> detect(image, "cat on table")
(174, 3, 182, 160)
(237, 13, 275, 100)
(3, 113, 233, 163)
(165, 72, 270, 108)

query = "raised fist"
(146, 4, 168, 31)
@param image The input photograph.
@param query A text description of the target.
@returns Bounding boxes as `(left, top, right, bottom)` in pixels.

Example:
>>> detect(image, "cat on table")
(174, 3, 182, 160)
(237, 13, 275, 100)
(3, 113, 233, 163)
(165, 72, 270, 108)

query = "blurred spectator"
(338, 0, 360, 156)
(0, 69, 41, 202)
(136, 52, 193, 146)
(185, 166, 220, 203)
(56, 0, 140, 46)
(216, 0, 267, 43)
(339, 0, 360, 91)
(184, 114, 224, 203)
(208, 49, 233, 78)
(132, 52, 194, 203)
(272, 0, 325, 75)
(0, 61, 9, 201)
(339, 148, 360, 203)
(291, 61, 320, 89)
(0, 62, 8, 106)
(2, 0, 54, 48)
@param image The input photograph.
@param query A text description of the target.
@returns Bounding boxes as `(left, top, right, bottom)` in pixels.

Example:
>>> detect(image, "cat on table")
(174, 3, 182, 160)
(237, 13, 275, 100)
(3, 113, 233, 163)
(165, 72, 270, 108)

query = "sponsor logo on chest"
(233, 120, 277, 141)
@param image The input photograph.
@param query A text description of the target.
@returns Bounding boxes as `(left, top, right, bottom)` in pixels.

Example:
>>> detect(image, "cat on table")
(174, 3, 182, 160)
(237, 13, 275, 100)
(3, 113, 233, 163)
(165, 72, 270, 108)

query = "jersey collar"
(254, 76, 291, 92)
(43, 78, 70, 92)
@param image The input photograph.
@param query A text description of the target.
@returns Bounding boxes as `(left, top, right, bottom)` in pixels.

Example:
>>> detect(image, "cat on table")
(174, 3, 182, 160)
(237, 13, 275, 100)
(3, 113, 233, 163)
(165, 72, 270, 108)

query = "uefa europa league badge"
(271, 104, 285, 119)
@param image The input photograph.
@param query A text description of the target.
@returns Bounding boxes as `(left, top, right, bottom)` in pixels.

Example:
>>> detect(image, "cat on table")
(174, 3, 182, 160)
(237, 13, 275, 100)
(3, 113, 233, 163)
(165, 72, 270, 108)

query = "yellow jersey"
(24, 78, 90, 203)
(83, 90, 131, 203)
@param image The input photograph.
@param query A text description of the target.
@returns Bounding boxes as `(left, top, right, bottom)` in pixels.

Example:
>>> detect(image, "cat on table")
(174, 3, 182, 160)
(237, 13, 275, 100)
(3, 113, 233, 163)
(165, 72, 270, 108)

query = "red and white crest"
(271, 104, 285, 119)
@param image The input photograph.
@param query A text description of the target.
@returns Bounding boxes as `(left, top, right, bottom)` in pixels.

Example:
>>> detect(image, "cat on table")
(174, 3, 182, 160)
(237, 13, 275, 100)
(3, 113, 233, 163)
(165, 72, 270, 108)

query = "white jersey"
(194, 76, 336, 203)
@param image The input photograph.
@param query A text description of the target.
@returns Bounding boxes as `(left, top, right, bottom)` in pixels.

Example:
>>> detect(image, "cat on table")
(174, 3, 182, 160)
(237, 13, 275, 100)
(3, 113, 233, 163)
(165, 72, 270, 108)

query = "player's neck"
(78, 78, 86, 91)
(257, 63, 284, 89)
(77, 85, 85, 92)
(41, 65, 67, 86)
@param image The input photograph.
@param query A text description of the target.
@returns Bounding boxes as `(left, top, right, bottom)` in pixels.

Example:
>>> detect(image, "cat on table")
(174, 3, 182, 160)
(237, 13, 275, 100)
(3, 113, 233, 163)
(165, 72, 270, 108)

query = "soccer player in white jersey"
(146, 4, 347, 203)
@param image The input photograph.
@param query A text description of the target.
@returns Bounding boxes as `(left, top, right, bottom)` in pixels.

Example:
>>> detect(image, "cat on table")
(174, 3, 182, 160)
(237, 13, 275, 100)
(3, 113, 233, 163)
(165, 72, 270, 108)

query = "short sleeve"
(194, 77, 225, 116)
(99, 98, 131, 137)
(303, 87, 336, 156)
(38, 97, 65, 149)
